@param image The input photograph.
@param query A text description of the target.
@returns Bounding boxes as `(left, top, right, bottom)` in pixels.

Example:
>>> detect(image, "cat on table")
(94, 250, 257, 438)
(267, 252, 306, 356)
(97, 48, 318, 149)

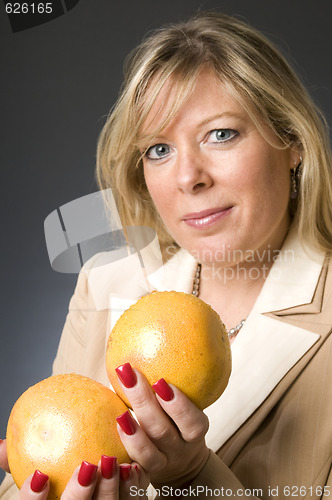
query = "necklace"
(192, 262, 246, 340)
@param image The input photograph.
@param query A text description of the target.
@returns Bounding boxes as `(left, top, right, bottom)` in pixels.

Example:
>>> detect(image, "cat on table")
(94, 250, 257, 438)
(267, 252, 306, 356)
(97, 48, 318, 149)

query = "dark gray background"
(1, 0, 332, 482)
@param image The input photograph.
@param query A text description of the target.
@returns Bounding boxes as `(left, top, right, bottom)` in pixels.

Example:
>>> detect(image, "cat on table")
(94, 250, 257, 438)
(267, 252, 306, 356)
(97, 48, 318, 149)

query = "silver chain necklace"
(192, 263, 246, 340)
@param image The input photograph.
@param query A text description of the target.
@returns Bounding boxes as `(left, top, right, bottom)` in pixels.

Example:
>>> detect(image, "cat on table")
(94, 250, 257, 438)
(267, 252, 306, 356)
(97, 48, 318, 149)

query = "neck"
(198, 226, 290, 298)
(193, 227, 291, 334)
(197, 258, 270, 335)
(201, 254, 271, 289)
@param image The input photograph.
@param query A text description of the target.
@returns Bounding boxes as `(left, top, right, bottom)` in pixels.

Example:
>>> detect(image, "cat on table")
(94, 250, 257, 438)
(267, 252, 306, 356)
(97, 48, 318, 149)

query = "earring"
(290, 168, 297, 199)
(291, 156, 302, 200)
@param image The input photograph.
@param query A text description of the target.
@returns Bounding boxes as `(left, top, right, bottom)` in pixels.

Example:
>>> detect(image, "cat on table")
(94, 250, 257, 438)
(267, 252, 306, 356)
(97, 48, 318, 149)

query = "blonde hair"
(96, 11, 332, 253)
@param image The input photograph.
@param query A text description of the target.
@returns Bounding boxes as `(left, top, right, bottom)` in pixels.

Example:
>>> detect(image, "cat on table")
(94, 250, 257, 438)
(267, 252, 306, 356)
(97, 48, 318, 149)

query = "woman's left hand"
(0, 438, 9, 473)
(115, 363, 210, 489)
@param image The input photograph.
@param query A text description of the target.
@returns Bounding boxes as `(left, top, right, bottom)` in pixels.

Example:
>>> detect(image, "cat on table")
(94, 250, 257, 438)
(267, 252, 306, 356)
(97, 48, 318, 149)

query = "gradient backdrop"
(1, 0, 332, 483)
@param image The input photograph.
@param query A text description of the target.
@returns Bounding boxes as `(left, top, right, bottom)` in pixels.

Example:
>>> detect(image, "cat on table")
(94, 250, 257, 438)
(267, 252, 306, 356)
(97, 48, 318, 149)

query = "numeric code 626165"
(5, 3, 53, 14)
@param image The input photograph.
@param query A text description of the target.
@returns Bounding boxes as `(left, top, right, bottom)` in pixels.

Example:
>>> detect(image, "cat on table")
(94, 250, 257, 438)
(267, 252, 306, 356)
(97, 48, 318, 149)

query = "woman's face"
(141, 69, 298, 267)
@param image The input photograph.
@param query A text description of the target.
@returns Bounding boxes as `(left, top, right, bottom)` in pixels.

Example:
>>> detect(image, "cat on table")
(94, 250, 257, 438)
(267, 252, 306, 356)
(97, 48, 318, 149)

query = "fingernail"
(119, 464, 132, 481)
(78, 461, 98, 486)
(101, 455, 117, 479)
(133, 464, 140, 477)
(116, 411, 136, 435)
(30, 470, 49, 493)
(115, 363, 137, 388)
(152, 378, 174, 401)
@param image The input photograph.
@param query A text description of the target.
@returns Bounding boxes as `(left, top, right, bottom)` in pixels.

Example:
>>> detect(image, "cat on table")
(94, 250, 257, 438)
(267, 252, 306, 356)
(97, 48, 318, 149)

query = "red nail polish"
(116, 411, 136, 435)
(152, 378, 174, 401)
(78, 461, 98, 486)
(30, 470, 49, 493)
(133, 464, 140, 477)
(119, 464, 131, 480)
(115, 363, 137, 388)
(101, 455, 117, 479)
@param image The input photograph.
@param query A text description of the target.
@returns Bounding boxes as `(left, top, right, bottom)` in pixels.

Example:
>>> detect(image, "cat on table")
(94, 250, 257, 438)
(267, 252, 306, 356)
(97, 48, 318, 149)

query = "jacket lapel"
(204, 313, 320, 451)
(103, 247, 197, 330)
(205, 229, 326, 451)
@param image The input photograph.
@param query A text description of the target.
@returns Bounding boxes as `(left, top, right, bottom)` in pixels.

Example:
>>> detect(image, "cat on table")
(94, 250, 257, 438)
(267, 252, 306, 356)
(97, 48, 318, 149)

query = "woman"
(1, 11, 331, 500)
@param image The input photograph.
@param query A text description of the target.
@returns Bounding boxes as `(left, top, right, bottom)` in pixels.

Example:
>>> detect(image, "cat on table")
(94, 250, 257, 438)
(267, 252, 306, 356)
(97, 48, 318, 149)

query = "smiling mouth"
(182, 206, 233, 228)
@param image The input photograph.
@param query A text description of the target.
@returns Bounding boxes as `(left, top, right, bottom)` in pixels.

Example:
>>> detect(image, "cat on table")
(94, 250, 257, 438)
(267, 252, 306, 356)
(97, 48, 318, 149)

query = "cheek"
(257, 163, 291, 219)
(242, 147, 290, 190)
(144, 169, 170, 214)
(268, 153, 292, 202)
(234, 149, 291, 220)
(143, 166, 156, 199)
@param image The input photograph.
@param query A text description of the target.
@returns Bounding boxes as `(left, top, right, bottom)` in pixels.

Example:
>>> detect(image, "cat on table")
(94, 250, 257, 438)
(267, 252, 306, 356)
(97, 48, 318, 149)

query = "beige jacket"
(1, 228, 331, 499)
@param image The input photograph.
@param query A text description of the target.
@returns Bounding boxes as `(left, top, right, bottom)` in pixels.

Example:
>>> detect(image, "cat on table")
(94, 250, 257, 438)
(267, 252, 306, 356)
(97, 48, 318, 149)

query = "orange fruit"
(6, 373, 130, 500)
(106, 291, 231, 410)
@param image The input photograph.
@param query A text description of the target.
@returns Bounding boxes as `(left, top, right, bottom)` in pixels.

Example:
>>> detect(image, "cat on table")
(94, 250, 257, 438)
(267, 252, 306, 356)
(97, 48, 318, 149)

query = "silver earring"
(291, 156, 302, 200)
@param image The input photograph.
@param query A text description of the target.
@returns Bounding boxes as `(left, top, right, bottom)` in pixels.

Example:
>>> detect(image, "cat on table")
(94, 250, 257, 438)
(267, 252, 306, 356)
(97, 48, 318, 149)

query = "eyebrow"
(198, 112, 243, 127)
(138, 111, 244, 147)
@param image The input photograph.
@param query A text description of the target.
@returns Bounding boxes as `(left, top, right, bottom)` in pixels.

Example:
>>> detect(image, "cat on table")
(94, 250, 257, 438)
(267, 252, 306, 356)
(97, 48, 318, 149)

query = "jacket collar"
(147, 247, 197, 293)
(147, 226, 325, 311)
(252, 225, 325, 314)
(87, 224, 324, 312)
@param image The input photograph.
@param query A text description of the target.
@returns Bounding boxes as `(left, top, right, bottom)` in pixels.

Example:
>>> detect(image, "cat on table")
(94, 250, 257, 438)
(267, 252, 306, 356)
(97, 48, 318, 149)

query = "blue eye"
(209, 129, 237, 143)
(145, 143, 170, 160)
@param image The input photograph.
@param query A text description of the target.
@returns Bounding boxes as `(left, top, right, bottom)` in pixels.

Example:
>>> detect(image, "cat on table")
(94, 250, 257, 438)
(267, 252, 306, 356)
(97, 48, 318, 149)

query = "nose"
(176, 149, 213, 194)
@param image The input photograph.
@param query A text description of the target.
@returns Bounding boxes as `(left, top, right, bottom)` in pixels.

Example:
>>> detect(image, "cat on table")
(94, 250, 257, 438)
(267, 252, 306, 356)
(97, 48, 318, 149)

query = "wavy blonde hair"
(96, 11, 332, 254)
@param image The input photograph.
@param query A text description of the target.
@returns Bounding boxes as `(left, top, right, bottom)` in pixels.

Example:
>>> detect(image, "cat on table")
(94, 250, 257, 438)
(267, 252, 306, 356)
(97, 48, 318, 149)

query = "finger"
(119, 464, 144, 500)
(117, 365, 208, 445)
(116, 412, 167, 472)
(18, 470, 50, 500)
(95, 460, 149, 500)
(0, 439, 10, 473)
(93, 455, 119, 500)
(131, 463, 150, 492)
(116, 365, 181, 447)
(61, 461, 98, 500)
(153, 379, 209, 442)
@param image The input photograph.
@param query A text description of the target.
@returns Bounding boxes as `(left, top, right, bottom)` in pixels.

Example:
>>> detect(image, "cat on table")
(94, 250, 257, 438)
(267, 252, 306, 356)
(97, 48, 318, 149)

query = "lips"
(182, 206, 233, 228)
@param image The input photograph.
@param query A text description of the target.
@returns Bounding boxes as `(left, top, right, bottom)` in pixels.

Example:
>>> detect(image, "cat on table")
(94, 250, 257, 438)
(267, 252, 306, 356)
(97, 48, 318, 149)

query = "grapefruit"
(6, 373, 130, 500)
(106, 291, 231, 410)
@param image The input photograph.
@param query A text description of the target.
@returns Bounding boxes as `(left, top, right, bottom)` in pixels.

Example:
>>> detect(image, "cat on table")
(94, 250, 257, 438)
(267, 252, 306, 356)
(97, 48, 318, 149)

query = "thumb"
(0, 439, 10, 473)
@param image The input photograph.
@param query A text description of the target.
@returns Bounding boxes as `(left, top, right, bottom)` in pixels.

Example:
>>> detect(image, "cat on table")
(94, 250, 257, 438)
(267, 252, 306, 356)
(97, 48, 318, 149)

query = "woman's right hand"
(0, 441, 149, 500)
(19, 460, 148, 500)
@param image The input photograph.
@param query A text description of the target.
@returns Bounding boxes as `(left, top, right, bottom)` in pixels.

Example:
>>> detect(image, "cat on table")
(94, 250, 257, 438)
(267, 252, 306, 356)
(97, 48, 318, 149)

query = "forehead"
(137, 68, 282, 150)
(139, 68, 246, 138)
